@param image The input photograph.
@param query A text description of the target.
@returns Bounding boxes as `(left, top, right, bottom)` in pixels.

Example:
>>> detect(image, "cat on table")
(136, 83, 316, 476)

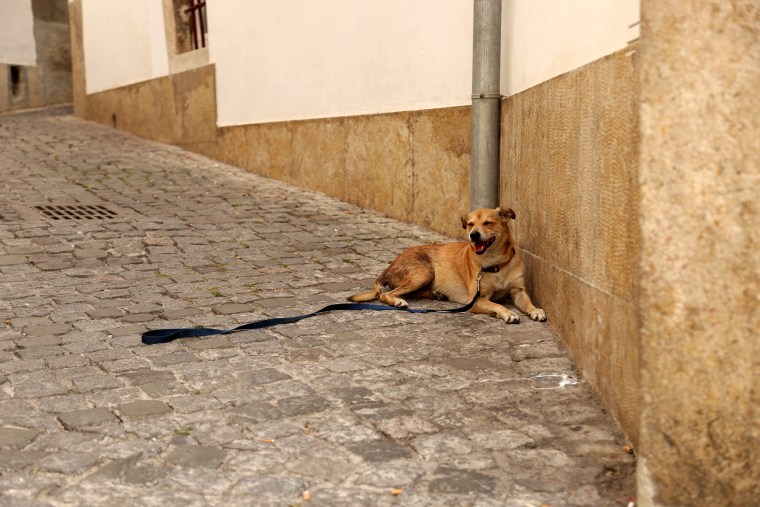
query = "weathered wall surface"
(0, 0, 36, 66)
(637, 1, 760, 505)
(501, 46, 640, 443)
(1, 0, 71, 113)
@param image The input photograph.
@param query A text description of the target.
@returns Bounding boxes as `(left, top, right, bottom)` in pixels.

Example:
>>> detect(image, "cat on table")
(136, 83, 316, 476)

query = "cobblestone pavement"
(0, 107, 635, 506)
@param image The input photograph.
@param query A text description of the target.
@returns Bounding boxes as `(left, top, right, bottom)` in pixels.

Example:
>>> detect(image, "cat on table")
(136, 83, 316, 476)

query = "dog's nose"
(469, 231, 481, 241)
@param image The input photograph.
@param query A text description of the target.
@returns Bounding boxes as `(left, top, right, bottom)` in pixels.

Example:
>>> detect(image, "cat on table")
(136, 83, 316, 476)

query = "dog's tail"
(347, 279, 383, 302)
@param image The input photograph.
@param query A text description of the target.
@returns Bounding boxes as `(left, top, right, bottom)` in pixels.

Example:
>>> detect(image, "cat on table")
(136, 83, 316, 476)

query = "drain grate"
(34, 205, 119, 220)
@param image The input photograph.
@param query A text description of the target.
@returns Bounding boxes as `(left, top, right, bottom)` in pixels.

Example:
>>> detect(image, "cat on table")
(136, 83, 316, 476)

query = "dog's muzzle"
(470, 231, 495, 255)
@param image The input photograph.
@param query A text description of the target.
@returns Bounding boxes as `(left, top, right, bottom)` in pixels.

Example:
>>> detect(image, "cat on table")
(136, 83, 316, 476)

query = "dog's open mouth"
(472, 237, 495, 255)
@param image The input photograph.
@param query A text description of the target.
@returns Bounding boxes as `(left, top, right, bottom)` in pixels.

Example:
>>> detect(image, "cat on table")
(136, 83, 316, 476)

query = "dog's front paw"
(501, 311, 520, 324)
(530, 308, 547, 322)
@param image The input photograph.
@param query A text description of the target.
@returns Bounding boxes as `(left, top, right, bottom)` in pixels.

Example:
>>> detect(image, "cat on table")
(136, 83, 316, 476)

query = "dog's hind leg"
(379, 271, 434, 308)
(348, 280, 383, 302)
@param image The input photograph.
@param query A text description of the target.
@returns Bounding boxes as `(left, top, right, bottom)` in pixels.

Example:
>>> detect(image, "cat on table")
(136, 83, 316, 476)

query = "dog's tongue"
(474, 241, 489, 254)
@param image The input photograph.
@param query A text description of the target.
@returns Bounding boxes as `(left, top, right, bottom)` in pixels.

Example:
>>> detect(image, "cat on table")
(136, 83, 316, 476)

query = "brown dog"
(348, 207, 546, 323)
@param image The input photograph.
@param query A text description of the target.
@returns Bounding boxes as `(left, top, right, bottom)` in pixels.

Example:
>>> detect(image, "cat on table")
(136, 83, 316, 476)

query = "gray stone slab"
(347, 439, 412, 463)
(0, 427, 41, 448)
(71, 373, 124, 392)
(87, 308, 125, 319)
(227, 402, 282, 424)
(0, 450, 48, 471)
(213, 303, 256, 315)
(184, 335, 233, 350)
(118, 400, 172, 418)
(38, 450, 101, 474)
(119, 369, 175, 386)
(165, 445, 226, 468)
(238, 367, 291, 386)
(0, 255, 28, 266)
(428, 467, 498, 495)
(21, 323, 71, 336)
(89, 453, 167, 485)
(276, 395, 331, 416)
(227, 475, 306, 499)
(58, 407, 117, 429)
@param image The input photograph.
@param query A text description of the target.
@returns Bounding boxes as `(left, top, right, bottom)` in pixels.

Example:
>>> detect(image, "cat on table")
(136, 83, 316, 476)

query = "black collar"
(482, 247, 516, 273)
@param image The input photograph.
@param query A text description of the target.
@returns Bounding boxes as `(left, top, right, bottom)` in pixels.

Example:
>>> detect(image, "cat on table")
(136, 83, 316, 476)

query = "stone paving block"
(183, 335, 233, 350)
(162, 307, 203, 319)
(125, 303, 162, 314)
(140, 381, 189, 398)
(0, 255, 28, 266)
(88, 387, 144, 408)
(72, 373, 124, 393)
(89, 453, 167, 485)
(347, 439, 412, 463)
(227, 475, 306, 500)
(213, 303, 256, 315)
(161, 467, 235, 496)
(227, 402, 282, 425)
(35, 258, 74, 271)
(0, 427, 41, 449)
(35, 394, 91, 413)
(38, 450, 101, 475)
(120, 313, 155, 323)
(277, 395, 332, 416)
(87, 308, 125, 319)
(73, 248, 108, 259)
(149, 351, 197, 367)
(0, 450, 48, 471)
(21, 323, 72, 336)
(428, 467, 498, 495)
(58, 407, 118, 429)
(99, 358, 150, 374)
(15, 346, 67, 360)
(118, 400, 172, 418)
(237, 367, 291, 386)
(165, 445, 226, 469)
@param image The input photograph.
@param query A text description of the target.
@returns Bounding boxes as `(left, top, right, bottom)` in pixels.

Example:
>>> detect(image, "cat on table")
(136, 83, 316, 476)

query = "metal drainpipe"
(470, 0, 502, 210)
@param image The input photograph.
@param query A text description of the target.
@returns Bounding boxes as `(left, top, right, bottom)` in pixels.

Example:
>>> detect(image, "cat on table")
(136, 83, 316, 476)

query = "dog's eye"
(467, 223, 474, 227)
(483, 221, 494, 226)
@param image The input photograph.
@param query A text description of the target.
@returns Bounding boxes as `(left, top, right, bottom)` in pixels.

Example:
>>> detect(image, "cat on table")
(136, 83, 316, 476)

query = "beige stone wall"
(501, 47, 641, 443)
(637, 0, 760, 504)
(206, 108, 471, 236)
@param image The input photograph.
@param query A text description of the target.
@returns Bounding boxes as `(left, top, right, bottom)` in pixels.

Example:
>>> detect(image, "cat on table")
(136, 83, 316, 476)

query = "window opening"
(10, 65, 25, 101)
(185, 0, 207, 50)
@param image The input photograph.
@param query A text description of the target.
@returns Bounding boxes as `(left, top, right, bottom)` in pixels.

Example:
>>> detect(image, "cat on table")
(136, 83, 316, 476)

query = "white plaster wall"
(209, 0, 473, 126)
(210, 0, 639, 126)
(502, 0, 640, 96)
(73, 0, 639, 122)
(81, 0, 169, 94)
(0, 0, 36, 66)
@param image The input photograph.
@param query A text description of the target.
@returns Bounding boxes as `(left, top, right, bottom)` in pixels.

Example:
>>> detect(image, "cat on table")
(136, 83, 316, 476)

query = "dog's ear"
(461, 214, 469, 229)
(496, 207, 516, 220)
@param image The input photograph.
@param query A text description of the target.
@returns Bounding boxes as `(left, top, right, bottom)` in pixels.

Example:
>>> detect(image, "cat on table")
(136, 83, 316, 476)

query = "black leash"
(142, 273, 483, 345)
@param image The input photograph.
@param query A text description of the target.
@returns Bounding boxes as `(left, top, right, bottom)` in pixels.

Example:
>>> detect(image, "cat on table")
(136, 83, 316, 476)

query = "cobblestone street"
(0, 107, 635, 506)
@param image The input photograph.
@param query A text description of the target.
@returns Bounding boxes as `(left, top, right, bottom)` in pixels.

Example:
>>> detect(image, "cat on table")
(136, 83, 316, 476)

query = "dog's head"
(461, 207, 515, 256)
